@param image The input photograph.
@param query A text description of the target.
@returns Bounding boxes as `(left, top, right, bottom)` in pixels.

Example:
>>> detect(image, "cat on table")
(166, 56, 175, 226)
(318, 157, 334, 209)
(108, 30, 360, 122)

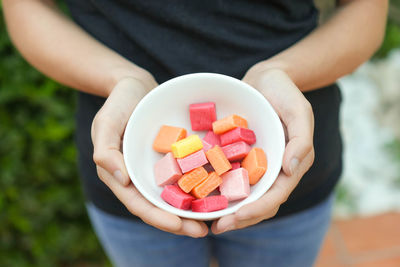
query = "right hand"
(91, 75, 209, 238)
(211, 68, 315, 234)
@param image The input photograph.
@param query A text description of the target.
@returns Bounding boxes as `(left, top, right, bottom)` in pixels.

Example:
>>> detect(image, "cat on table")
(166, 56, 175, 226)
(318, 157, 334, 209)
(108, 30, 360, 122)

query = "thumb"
(91, 77, 151, 185)
(92, 127, 129, 185)
(281, 101, 314, 177)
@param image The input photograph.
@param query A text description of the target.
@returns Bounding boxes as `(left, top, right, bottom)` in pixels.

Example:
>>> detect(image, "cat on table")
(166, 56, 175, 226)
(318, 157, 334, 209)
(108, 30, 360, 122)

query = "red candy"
(220, 127, 256, 146)
(161, 185, 195, 210)
(231, 162, 241, 169)
(192, 195, 228, 212)
(189, 102, 217, 131)
(221, 141, 251, 161)
(154, 101, 267, 213)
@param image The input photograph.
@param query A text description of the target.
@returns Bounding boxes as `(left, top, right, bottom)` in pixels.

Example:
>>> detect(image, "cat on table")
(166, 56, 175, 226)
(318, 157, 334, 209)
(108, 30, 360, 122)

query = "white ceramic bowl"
(123, 73, 285, 220)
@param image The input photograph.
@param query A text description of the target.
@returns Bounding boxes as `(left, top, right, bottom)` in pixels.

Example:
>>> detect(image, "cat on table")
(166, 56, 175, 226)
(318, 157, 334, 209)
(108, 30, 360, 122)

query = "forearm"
(3, 0, 154, 97)
(250, 0, 388, 92)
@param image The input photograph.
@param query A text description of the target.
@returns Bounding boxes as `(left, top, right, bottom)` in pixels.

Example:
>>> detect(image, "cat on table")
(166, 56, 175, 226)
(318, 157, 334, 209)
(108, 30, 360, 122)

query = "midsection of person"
(68, 0, 341, 219)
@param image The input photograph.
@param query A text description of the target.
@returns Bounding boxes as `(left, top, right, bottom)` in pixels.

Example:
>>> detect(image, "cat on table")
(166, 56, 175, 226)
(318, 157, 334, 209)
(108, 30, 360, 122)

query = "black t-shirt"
(67, 0, 343, 219)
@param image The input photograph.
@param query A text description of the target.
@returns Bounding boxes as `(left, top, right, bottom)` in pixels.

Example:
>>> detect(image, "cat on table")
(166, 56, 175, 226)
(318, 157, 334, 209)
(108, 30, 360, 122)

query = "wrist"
(243, 62, 291, 89)
(106, 66, 157, 96)
(244, 58, 303, 89)
(246, 59, 290, 79)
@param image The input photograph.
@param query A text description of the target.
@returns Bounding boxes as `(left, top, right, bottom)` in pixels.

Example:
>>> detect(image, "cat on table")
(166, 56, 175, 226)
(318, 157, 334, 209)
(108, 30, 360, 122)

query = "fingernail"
(113, 170, 125, 184)
(290, 158, 299, 176)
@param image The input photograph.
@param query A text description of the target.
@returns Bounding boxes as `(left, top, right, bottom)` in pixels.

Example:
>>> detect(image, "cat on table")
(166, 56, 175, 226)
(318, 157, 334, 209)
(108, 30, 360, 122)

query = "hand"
(91, 76, 208, 238)
(212, 68, 315, 234)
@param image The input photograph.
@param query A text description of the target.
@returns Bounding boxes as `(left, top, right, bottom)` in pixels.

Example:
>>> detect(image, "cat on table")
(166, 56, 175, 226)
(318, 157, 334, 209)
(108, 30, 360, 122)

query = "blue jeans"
(86, 194, 333, 267)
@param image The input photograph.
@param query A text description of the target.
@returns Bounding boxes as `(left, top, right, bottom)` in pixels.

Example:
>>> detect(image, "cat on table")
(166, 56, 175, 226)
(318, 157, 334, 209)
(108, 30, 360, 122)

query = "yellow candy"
(171, 135, 203, 158)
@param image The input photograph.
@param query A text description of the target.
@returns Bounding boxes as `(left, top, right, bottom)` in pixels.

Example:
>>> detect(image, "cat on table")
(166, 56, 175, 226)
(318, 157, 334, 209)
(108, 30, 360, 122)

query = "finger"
(234, 150, 315, 222)
(211, 207, 279, 234)
(91, 78, 150, 185)
(211, 201, 279, 234)
(211, 214, 236, 234)
(244, 69, 314, 176)
(261, 72, 314, 176)
(231, 206, 280, 231)
(97, 166, 208, 237)
(92, 130, 129, 185)
(180, 219, 209, 238)
(142, 206, 207, 238)
(281, 99, 314, 176)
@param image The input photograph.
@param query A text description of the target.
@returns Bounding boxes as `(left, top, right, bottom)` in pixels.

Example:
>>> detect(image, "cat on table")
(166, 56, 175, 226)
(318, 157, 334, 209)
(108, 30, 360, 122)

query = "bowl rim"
(123, 72, 285, 220)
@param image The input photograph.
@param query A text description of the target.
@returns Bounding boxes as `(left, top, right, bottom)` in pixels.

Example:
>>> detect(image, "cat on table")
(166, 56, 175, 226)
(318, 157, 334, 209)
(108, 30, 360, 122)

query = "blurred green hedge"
(0, 3, 107, 267)
(0, 1, 399, 266)
(374, 0, 400, 58)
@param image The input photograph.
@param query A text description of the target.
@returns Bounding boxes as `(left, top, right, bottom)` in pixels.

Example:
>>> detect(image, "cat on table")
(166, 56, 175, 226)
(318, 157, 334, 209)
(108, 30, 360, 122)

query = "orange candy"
(153, 125, 186, 153)
(205, 145, 232, 175)
(178, 167, 208, 193)
(212, 115, 248, 135)
(241, 147, 267, 185)
(191, 171, 222, 199)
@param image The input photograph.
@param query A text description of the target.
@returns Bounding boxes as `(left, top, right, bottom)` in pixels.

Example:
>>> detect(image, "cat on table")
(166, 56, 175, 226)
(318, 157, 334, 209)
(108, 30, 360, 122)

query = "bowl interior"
(123, 73, 285, 220)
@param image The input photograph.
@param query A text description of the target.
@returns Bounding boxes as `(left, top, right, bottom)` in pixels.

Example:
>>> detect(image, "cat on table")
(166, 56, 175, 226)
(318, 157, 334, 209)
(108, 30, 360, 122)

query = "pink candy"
(201, 139, 213, 152)
(203, 131, 221, 147)
(154, 101, 266, 213)
(189, 102, 217, 131)
(221, 141, 251, 161)
(192, 195, 228, 212)
(177, 149, 208, 173)
(154, 152, 183, 186)
(220, 168, 250, 202)
(161, 185, 195, 210)
(220, 127, 256, 146)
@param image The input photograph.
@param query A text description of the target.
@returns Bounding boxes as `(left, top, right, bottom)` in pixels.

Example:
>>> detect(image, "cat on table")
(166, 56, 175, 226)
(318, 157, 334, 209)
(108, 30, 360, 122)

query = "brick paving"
(315, 212, 400, 267)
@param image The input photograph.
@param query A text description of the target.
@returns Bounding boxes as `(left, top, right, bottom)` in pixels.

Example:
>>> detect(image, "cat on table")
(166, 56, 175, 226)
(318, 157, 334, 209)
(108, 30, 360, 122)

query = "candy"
(154, 152, 183, 186)
(192, 195, 228, 212)
(221, 141, 251, 161)
(189, 102, 217, 131)
(178, 167, 208, 193)
(201, 139, 213, 152)
(171, 135, 203, 158)
(203, 131, 221, 147)
(241, 147, 267, 185)
(205, 145, 232, 175)
(161, 185, 195, 210)
(220, 127, 256, 146)
(153, 125, 187, 153)
(212, 115, 248, 135)
(177, 149, 208, 173)
(220, 168, 250, 201)
(231, 162, 241, 169)
(153, 102, 269, 212)
(191, 171, 223, 199)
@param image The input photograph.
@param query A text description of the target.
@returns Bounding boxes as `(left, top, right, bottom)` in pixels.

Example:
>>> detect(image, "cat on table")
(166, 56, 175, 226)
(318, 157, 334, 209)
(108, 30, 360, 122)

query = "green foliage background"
(0, 3, 107, 267)
(0, 1, 399, 266)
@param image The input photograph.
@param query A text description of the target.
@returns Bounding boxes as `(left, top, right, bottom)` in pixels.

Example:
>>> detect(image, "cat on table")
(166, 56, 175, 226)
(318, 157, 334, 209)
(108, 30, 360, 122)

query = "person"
(3, 0, 388, 266)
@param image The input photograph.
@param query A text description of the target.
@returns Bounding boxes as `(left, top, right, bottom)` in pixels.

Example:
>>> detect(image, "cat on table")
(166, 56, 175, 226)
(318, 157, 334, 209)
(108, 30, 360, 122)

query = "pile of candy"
(153, 102, 267, 212)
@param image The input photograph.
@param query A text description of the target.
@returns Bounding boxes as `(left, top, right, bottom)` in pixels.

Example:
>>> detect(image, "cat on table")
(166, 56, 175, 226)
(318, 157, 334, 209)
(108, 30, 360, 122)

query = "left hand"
(211, 68, 315, 234)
